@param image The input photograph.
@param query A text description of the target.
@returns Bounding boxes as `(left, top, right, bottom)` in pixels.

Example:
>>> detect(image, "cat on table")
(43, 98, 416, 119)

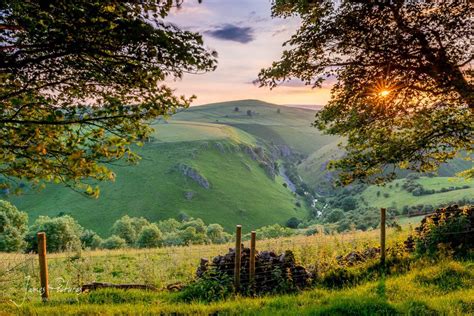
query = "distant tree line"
(0, 201, 235, 253)
(0, 201, 308, 253)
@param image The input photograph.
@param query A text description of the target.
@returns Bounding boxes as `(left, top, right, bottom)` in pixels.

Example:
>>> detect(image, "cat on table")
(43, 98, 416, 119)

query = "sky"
(166, 0, 332, 107)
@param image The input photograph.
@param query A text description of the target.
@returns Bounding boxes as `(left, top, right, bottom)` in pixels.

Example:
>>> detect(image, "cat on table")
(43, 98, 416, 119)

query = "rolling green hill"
(4, 99, 473, 235)
(7, 120, 307, 236)
(172, 100, 339, 155)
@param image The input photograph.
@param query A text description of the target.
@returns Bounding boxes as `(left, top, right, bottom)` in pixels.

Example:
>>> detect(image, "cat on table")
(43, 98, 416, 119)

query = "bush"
(252, 224, 294, 239)
(0, 200, 28, 252)
(80, 229, 102, 250)
(407, 173, 420, 180)
(414, 205, 473, 257)
(286, 217, 302, 229)
(206, 223, 231, 244)
(26, 215, 83, 252)
(136, 224, 163, 248)
(341, 197, 357, 211)
(325, 209, 344, 223)
(177, 270, 234, 302)
(101, 235, 127, 249)
(111, 215, 150, 246)
(156, 218, 180, 233)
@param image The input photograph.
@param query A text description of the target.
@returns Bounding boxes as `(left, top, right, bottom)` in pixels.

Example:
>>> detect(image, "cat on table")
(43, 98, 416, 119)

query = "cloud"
(205, 24, 255, 43)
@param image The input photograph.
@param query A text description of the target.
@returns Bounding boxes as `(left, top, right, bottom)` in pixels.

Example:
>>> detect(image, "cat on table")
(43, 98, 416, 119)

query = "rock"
(214, 142, 226, 154)
(196, 247, 312, 294)
(184, 191, 195, 200)
(278, 145, 292, 158)
(177, 164, 210, 189)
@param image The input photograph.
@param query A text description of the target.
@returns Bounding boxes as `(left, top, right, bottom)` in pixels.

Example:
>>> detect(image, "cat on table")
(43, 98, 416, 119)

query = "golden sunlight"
(379, 89, 391, 97)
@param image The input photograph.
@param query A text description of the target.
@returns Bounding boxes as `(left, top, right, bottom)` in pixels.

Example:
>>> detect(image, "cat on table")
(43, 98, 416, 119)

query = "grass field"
(4, 99, 472, 237)
(1, 227, 473, 315)
(172, 100, 339, 155)
(360, 177, 474, 211)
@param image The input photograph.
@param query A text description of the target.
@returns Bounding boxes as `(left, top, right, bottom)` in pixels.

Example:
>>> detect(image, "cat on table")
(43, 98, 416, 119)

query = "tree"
(100, 235, 126, 249)
(340, 196, 357, 212)
(260, 1, 473, 184)
(80, 229, 102, 250)
(285, 217, 301, 229)
(206, 223, 231, 244)
(26, 215, 83, 252)
(0, 0, 217, 196)
(136, 224, 163, 248)
(246, 109, 252, 117)
(111, 215, 150, 246)
(325, 209, 344, 223)
(0, 200, 28, 252)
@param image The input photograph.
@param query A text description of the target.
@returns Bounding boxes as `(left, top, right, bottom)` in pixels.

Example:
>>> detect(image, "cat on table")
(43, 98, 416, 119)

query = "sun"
(379, 89, 391, 97)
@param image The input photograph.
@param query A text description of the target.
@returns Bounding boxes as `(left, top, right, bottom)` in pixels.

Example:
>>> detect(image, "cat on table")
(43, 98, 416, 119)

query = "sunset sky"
(167, 0, 332, 107)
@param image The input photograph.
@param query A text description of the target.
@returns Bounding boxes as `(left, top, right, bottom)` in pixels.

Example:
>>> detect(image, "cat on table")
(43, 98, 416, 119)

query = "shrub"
(26, 215, 83, 252)
(177, 270, 234, 302)
(341, 197, 357, 211)
(206, 223, 231, 244)
(414, 205, 473, 257)
(252, 224, 294, 239)
(111, 215, 150, 246)
(80, 229, 102, 250)
(0, 200, 28, 252)
(180, 218, 207, 234)
(286, 217, 302, 229)
(156, 218, 181, 233)
(100, 235, 127, 249)
(407, 173, 420, 180)
(325, 209, 344, 223)
(177, 211, 190, 222)
(136, 224, 163, 248)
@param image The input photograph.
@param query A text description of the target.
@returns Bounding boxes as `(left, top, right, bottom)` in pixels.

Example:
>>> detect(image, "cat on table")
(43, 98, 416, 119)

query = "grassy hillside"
(359, 177, 474, 211)
(1, 228, 472, 315)
(173, 99, 339, 155)
(4, 99, 472, 235)
(7, 122, 306, 235)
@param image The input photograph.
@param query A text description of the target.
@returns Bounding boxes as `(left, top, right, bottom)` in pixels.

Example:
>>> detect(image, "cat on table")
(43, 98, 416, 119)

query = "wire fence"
(1, 219, 472, 302)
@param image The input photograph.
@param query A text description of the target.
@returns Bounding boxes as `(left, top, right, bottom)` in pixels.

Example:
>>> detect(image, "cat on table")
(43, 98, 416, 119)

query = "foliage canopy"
(260, 0, 473, 184)
(0, 0, 216, 195)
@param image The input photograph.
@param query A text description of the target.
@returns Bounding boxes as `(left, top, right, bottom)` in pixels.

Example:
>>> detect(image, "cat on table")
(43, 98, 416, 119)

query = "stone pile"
(336, 247, 380, 266)
(197, 246, 312, 294)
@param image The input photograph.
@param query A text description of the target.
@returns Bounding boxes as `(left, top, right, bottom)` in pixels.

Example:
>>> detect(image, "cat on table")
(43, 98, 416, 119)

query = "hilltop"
(5, 99, 473, 235)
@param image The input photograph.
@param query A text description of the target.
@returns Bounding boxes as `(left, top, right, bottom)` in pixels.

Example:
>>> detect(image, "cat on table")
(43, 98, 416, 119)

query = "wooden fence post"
(234, 225, 242, 290)
(37, 232, 49, 302)
(249, 231, 256, 285)
(380, 208, 386, 266)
